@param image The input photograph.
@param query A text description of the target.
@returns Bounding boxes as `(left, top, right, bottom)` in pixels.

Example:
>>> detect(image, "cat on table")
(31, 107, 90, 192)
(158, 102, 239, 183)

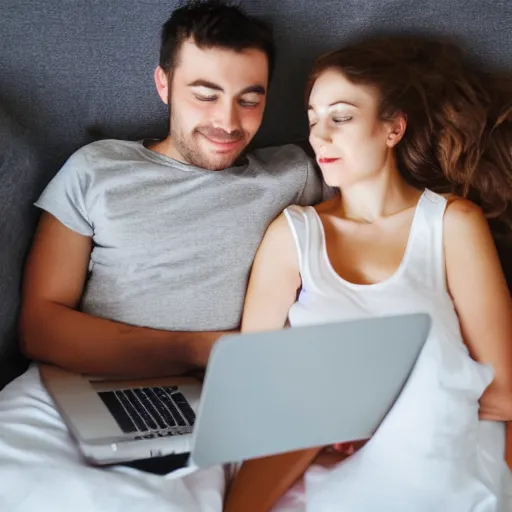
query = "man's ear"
(154, 66, 170, 105)
(386, 113, 407, 148)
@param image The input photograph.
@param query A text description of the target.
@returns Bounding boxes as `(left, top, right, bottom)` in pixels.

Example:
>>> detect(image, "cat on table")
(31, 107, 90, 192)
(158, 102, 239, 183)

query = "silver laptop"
(41, 313, 431, 467)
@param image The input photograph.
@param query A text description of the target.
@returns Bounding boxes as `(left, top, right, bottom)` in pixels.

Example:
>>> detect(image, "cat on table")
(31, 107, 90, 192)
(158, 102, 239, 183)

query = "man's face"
(161, 39, 269, 170)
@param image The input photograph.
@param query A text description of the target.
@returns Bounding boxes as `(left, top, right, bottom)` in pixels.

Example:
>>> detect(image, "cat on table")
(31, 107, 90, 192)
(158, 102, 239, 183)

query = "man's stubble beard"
(168, 102, 247, 171)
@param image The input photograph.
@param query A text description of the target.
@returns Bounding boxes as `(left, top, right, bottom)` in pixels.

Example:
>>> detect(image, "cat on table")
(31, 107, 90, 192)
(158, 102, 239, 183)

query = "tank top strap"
(403, 189, 448, 293)
(283, 205, 325, 293)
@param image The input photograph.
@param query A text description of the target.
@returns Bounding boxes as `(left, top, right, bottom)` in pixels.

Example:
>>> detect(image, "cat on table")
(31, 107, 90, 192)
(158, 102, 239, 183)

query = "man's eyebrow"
(188, 80, 224, 91)
(240, 84, 266, 95)
(187, 80, 266, 96)
(307, 100, 358, 110)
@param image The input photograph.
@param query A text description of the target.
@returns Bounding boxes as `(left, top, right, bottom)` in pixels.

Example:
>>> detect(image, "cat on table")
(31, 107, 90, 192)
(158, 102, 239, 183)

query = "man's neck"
(145, 136, 180, 162)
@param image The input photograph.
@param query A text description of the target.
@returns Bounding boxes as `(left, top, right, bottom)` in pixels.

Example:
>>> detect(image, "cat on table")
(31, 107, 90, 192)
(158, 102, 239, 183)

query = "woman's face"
(308, 68, 403, 189)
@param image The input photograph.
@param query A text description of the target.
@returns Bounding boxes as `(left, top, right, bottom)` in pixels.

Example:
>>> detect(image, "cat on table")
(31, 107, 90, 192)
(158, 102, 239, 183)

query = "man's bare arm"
(19, 213, 231, 377)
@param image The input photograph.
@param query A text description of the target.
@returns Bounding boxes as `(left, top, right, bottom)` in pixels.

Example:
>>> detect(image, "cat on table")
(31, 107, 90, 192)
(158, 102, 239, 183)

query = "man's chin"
(202, 149, 246, 170)
(214, 157, 241, 170)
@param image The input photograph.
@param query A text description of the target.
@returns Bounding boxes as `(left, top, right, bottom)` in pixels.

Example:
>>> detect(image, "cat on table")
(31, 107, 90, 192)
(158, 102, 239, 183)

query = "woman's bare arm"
(241, 213, 301, 332)
(444, 199, 512, 421)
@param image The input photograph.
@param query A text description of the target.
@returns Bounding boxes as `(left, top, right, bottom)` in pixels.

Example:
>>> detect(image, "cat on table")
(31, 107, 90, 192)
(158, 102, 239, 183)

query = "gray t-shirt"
(35, 139, 325, 331)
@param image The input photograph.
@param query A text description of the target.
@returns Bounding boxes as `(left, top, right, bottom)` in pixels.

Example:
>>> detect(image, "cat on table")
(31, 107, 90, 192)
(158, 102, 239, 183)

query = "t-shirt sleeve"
(34, 150, 94, 237)
(296, 156, 336, 206)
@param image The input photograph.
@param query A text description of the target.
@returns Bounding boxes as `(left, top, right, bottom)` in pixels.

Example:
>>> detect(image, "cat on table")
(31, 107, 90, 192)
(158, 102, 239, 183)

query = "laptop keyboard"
(98, 385, 196, 437)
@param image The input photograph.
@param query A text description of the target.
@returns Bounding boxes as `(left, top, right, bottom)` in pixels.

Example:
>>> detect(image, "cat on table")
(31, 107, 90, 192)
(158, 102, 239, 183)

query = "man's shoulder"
(57, 139, 146, 180)
(246, 142, 329, 206)
(247, 143, 312, 172)
(69, 138, 143, 163)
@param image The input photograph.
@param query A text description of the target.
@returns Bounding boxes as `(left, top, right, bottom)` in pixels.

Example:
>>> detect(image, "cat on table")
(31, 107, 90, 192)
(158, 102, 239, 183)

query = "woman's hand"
(314, 440, 369, 468)
(332, 439, 368, 456)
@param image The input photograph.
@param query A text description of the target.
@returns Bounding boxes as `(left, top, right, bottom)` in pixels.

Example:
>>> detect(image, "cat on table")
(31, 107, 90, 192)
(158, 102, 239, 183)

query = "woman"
(238, 37, 512, 510)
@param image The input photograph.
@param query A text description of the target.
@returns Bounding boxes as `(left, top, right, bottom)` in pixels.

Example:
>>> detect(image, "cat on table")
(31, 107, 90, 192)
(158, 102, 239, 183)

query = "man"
(17, 1, 324, 379)
(0, 1, 324, 509)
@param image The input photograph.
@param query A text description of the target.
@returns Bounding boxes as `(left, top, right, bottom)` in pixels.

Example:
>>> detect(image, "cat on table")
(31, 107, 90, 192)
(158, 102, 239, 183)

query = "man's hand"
(186, 329, 237, 369)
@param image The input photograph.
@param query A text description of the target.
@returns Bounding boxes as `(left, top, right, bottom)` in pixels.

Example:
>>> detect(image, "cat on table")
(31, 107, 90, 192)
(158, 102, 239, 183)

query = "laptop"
(40, 313, 431, 467)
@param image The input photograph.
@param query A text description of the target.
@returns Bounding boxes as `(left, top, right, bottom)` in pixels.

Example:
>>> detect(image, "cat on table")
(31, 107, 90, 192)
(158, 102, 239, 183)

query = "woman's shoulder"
(441, 194, 485, 225)
(264, 210, 300, 244)
(313, 196, 340, 215)
(441, 195, 492, 254)
(283, 196, 338, 228)
(422, 190, 484, 224)
(256, 211, 302, 274)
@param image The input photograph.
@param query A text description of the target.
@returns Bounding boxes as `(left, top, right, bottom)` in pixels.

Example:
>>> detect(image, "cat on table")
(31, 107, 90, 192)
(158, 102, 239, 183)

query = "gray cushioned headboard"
(2, 1, 511, 174)
(0, 1, 511, 386)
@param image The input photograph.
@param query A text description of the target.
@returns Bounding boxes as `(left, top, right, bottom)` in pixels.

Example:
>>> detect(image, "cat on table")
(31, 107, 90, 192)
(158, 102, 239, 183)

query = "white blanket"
(0, 365, 224, 512)
(271, 421, 512, 512)
(0, 364, 510, 512)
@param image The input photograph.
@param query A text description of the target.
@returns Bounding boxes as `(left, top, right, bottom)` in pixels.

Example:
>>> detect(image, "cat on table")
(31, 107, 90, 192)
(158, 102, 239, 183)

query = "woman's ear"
(154, 66, 170, 105)
(386, 113, 407, 148)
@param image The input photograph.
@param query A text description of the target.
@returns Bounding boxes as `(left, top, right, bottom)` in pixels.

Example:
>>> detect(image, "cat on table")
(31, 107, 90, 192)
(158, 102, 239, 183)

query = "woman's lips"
(318, 157, 340, 164)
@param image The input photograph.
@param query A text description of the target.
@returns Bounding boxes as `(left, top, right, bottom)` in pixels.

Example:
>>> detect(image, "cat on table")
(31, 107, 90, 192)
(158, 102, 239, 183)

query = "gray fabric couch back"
(1, 0, 511, 387)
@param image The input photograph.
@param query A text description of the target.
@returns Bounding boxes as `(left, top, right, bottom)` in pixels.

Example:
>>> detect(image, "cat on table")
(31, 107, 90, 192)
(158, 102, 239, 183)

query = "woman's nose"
(310, 122, 332, 144)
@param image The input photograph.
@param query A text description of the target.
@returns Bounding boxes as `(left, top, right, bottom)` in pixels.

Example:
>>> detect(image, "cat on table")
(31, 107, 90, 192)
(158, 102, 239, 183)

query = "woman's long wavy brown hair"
(306, 36, 512, 234)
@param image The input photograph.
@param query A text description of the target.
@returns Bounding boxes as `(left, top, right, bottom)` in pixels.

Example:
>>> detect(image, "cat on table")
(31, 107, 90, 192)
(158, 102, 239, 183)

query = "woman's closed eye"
(332, 115, 352, 124)
(308, 114, 351, 129)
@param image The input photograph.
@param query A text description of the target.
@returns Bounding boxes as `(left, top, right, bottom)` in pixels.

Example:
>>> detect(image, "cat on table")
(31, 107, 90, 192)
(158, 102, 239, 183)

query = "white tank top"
(284, 188, 458, 332)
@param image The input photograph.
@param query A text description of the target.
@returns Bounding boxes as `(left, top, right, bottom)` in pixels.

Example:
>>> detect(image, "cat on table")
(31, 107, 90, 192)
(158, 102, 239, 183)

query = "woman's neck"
(338, 166, 421, 223)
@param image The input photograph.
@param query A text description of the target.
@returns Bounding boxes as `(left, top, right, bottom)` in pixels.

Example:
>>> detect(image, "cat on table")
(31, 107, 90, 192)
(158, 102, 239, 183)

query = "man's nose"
(212, 102, 241, 134)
